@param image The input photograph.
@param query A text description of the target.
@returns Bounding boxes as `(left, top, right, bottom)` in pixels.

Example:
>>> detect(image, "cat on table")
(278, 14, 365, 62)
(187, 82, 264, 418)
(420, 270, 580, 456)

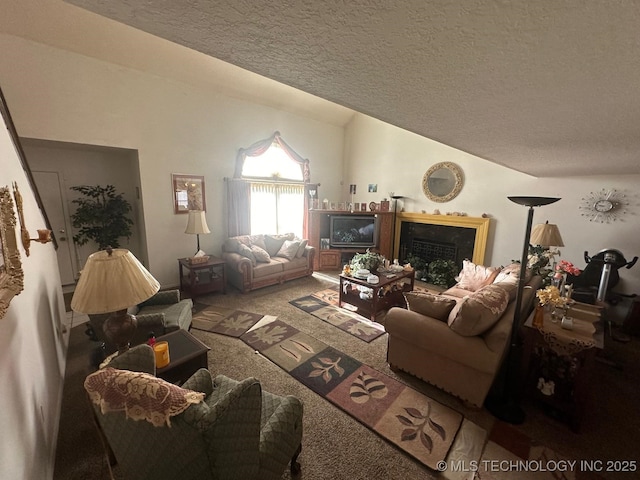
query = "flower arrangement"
(555, 260, 581, 277)
(536, 285, 569, 308)
(526, 245, 560, 286)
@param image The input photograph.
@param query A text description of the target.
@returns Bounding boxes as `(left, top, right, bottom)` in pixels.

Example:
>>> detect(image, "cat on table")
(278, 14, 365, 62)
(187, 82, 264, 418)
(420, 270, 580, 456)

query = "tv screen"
(330, 215, 377, 248)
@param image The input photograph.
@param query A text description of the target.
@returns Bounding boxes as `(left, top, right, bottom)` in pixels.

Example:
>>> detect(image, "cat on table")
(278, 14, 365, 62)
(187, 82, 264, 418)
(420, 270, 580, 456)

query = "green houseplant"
(70, 185, 133, 249)
(427, 259, 459, 288)
(350, 249, 385, 272)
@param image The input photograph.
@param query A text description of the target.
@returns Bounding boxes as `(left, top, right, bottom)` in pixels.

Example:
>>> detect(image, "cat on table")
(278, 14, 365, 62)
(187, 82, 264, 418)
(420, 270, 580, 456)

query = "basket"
(188, 255, 210, 265)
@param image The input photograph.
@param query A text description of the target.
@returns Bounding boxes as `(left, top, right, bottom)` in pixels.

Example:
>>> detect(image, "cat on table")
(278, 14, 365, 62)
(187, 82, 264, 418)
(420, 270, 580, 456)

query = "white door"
(33, 171, 76, 285)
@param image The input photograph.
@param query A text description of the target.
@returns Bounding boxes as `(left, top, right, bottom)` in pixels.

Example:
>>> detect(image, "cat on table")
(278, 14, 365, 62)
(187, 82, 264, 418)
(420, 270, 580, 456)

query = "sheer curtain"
(250, 183, 304, 237)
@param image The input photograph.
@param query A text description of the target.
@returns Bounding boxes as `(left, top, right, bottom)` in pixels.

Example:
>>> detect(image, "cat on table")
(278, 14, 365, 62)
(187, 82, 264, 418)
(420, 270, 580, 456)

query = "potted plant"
(350, 249, 385, 272)
(404, 253, 427, 281)
(427, 259, 459, 288)
(70, 185, 133, 249)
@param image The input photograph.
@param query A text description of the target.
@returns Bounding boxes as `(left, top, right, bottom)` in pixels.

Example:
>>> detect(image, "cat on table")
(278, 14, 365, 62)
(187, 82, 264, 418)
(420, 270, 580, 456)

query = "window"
(242, 143, 305, 237)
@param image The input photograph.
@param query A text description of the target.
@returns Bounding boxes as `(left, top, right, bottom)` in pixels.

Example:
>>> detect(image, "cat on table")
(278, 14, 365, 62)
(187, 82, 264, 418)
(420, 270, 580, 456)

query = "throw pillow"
(249, 234, 267, 251)
(404, 292, 457, 321)
(264, 233, 294, 257)
(295, 238, 309, 258)
(250, 245, 271, 263)
(276, 240, 300, 260)
(237, 243, 257, 266)
(455, 259, 501, 292)
(448, 284, 510, 336)
(493, 263, 521, 286)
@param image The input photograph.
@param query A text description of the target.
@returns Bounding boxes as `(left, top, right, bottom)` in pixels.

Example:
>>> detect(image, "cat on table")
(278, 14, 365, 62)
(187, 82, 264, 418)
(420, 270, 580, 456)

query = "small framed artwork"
(172, 174, 206, 214)
(361, 203, 367, 211)
(368, 184, 378, 193)
(320, 238, 330, 249)
(353, 203, 360, 211)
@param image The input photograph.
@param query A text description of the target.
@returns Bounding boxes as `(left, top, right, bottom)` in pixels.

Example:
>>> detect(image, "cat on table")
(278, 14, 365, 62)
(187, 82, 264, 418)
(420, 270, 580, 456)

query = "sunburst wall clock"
(579, 188, 627, 223)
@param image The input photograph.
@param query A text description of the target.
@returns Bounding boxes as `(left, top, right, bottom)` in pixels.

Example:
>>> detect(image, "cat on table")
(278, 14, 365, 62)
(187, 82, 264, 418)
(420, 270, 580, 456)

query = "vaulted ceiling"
(24, 1, 640, 176)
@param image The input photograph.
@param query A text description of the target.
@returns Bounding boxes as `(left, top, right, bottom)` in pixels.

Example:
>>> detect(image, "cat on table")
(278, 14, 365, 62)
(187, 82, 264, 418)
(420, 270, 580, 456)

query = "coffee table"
(155, 329, 211, 385)
(339, 269, 415, 320)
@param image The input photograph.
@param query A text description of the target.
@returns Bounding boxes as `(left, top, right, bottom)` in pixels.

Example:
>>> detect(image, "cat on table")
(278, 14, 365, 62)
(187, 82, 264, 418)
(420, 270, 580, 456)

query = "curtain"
(250, 183, 304, 237)
(234, 131, 310, 182)
(225, 178, 251, 237)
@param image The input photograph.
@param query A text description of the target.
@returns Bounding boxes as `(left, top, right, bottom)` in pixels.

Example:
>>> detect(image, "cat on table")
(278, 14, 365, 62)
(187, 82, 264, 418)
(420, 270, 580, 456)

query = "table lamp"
(184, 210, 210, 254)
(530, 221, 564, 248)
(71, 247, 160, 354)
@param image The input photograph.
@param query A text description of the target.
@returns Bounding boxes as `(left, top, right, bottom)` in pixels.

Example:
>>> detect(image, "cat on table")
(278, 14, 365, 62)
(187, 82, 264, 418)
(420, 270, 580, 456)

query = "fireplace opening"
(399, 221, 476, 270)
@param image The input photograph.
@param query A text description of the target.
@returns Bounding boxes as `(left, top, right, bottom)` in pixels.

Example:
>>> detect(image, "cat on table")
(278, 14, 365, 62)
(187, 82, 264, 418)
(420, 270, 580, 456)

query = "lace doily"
(535, 317, 596, 356)
(85, 367, 204, 427)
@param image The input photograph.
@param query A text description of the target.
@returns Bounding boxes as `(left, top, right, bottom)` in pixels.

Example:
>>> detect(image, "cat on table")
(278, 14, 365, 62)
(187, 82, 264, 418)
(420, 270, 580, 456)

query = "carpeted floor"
(54, 273, 639, 480)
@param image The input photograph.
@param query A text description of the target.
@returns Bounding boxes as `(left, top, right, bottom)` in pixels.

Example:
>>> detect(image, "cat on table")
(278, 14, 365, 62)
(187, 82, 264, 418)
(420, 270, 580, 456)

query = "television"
(330, 215, 378, 248)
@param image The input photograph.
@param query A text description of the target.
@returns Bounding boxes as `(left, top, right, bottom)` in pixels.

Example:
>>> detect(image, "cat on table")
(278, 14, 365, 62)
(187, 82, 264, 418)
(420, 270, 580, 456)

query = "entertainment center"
(307, 210, 393, 271)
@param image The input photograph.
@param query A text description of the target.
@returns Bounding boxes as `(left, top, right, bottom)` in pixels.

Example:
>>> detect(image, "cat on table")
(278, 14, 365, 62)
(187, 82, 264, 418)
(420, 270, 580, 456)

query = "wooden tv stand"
(306, 210, 393, 271)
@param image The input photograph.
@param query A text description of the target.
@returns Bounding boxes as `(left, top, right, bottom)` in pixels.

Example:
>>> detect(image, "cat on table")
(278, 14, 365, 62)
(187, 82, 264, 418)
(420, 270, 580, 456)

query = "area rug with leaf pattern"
(240, 318, 463, 470)
(190, 305, 271, 337)
(289, 288, 386, 343)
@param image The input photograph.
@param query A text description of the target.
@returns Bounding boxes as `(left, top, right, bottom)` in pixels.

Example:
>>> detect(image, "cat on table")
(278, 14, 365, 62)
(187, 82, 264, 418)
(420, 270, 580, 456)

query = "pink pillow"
(448, 284, 510, 336)
(455, 260, 500, 292)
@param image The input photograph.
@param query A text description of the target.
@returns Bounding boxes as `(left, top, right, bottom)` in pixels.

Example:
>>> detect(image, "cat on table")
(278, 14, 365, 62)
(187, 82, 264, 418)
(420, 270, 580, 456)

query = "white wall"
(0, 33, 345, 286)
(344, 114, 640, 294)
(0, 104, 68, 478)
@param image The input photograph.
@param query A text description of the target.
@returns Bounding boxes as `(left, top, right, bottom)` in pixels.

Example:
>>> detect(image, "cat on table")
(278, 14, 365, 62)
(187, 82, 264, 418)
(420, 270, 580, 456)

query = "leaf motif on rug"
(396, 403, 446, 454)
(221, 313, 258, 332)
(251, 324, 289, 345)
(309, 356, 345, 383)
(350, 371, 389, 404)
(278, 339, 315, 363)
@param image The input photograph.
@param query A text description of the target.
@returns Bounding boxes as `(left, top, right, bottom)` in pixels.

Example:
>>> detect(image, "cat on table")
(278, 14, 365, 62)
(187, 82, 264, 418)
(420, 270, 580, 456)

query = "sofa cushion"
(455, 260, 501, 292)
(281, 256, 310, 272)
(441, 286, 474, 299)
(251, 245, 271, 263)
(237, 243, 257, 266)
(295, 239, 309, 258)
(223, 235, 251, 253)
(404, 292, 457, 321)
(253, 260, 285, 278)
(448, 284, 510, 336)
(276, 240, 301, 260)
(264, 233, 295, 257)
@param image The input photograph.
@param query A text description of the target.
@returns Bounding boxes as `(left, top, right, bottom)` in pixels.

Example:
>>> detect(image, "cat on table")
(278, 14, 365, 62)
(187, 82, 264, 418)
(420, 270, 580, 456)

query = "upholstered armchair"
(86, 344, 303, 480)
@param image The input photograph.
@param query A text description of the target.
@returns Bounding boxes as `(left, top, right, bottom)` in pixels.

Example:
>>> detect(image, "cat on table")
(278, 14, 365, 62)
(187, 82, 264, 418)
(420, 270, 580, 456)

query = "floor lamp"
(486, 196, 560, 424)
(390, 195, 403, 259)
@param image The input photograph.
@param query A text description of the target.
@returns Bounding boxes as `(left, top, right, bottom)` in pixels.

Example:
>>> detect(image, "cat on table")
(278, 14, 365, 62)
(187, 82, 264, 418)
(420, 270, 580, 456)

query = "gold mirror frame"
(421, 162, 464, 203)
(0, 186, 24, 319)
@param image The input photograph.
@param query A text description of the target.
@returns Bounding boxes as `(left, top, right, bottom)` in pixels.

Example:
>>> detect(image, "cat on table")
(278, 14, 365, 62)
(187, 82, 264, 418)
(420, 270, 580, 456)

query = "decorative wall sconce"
(12, 182, 52, 257)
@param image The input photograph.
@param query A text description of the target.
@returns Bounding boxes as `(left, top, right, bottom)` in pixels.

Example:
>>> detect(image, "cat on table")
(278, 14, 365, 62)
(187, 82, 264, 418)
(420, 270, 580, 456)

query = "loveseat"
(89, 289, 193, 354)
(385, 261, 542, 407)
(221, 233, 315, 293)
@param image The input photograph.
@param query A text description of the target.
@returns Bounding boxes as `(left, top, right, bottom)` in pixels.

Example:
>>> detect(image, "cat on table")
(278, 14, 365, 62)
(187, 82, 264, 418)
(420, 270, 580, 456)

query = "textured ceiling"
(57, 1, 640, 176)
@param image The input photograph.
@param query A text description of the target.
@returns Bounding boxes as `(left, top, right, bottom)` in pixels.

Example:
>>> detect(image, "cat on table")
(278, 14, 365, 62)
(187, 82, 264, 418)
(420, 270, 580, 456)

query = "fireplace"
(394, 212, 491, 268)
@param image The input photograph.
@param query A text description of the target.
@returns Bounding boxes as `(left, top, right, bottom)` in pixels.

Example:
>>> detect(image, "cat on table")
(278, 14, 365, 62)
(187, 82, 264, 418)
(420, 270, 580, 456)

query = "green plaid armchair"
(87, 344, 303, 480)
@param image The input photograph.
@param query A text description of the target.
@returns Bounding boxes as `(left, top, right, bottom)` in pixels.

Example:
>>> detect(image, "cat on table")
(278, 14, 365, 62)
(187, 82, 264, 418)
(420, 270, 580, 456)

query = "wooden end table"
(521, 303, 603, 432)
(155, 329, 211, 385)
(178, 256, 226, 298)
(339, 269, 415, 320)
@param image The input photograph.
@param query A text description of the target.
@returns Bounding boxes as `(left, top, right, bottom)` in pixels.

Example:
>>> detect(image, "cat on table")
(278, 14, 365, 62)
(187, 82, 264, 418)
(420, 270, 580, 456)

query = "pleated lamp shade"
(530, 222, 565, 247)
(184, 210, 211, 235)
(71, 248, 160, 314)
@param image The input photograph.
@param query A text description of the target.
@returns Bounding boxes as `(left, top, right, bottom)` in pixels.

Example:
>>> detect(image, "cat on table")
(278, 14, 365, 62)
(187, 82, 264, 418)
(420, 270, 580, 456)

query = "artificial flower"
(555, 260, 581, 277)
(536, 285, 569, 308)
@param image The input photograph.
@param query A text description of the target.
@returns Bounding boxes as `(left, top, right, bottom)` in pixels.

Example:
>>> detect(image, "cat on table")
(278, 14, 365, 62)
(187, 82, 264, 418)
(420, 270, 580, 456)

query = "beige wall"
(0, 104, 68, 479)
(344, 114, 640, 294)
(0, 33, 346, 287)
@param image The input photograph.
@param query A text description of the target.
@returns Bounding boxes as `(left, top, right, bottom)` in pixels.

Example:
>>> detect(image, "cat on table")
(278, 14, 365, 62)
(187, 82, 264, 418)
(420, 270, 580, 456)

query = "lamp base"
(102, 309, 137, 354)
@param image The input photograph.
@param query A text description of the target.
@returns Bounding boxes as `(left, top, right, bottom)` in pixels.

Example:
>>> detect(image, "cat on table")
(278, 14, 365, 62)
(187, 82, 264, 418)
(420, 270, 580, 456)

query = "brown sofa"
(221, 233, 315, 293)
(385, 261, 542, 407)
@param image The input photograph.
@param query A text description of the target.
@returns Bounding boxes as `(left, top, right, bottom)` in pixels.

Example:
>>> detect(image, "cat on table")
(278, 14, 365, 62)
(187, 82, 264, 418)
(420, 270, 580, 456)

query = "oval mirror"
(422, 162, 464, 202)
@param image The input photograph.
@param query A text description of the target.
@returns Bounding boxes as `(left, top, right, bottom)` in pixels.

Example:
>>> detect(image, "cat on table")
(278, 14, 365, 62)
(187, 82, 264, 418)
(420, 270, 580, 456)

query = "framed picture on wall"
(0, 186, 24, 319)
(172, 174, 206, 214)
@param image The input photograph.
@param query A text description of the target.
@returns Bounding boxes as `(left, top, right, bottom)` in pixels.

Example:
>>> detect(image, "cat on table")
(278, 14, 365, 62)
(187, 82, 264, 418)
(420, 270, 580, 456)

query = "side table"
(155, 329, 211, 385)
(521, 302, 603, 432)
(178, 256, 226, 298)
